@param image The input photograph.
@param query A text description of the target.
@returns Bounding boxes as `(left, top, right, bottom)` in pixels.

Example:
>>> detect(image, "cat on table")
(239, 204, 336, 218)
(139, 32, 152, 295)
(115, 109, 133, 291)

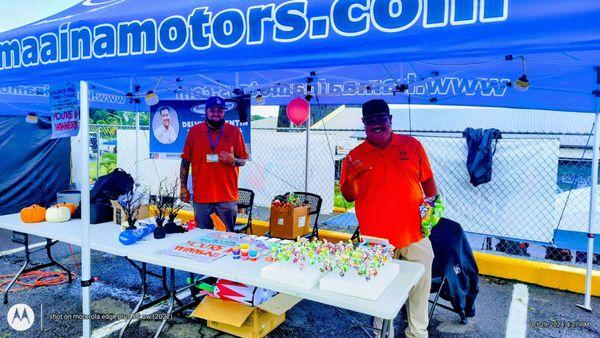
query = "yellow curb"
(474, 251, 600, 296)
(332, 207, 350, 213)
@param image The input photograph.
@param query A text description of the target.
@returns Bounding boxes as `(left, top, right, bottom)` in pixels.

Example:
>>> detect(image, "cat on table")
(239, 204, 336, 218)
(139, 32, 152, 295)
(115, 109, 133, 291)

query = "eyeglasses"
(362, 114, 390, 125)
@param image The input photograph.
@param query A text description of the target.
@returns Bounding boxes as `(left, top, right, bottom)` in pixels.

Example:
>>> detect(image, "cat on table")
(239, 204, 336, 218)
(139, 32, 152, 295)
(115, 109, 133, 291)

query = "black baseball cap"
(362, 99, 390, 117)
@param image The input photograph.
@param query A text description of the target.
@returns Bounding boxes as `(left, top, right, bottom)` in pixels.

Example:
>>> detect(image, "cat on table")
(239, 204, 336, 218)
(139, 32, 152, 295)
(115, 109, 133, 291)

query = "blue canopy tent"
(1, 1, 599, 335)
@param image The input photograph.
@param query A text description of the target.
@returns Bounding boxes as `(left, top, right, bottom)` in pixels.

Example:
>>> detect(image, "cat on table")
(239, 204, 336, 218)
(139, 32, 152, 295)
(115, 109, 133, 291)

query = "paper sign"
(161, 231, 246, 263)
(50, 83, 79, 139)
(298, 216, 306, 228)
(336, 137, 359, 155)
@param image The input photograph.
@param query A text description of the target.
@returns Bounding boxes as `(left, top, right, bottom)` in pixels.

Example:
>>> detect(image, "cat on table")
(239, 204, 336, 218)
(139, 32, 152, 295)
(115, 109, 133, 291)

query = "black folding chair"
(292, 191, 323, 240)
(351, 226, 361, 243)
(429, 276, 468, 323)
(353, 222, 472, 325)
(429, 218, 477, 324)
(234, 188, 255, 234)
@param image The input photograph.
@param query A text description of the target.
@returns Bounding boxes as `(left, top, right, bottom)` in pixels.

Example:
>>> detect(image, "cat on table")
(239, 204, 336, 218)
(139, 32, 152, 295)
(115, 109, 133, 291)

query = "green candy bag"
(420, 194, 445, 237)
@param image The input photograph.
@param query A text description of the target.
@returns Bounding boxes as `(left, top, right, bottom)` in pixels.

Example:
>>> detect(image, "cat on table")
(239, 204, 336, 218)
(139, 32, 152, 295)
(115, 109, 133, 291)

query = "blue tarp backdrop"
(0, 0, 598, 112)
(0, 116, 70, 215)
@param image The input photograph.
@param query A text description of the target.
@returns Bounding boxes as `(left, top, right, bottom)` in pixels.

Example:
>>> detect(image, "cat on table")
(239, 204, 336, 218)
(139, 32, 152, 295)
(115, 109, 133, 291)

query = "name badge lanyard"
(208, 125, 224, 154)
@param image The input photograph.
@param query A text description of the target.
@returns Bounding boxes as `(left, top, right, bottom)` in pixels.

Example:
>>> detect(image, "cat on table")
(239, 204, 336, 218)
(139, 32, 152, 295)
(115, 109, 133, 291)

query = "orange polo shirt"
(181, 122, 248, 203)
(340, 133, 434, 248)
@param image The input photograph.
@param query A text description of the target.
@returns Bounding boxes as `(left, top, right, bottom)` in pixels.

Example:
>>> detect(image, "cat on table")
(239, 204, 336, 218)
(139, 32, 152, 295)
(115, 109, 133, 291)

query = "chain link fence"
(78, 124, 599, 268)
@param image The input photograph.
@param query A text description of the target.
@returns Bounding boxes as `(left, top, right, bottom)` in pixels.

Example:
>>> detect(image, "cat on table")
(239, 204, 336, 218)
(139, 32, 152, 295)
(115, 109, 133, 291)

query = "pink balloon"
(286, 97, 310, 125)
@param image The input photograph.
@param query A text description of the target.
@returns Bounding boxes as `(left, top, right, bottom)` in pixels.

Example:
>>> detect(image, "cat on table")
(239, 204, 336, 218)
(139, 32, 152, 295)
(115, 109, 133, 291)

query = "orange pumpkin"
(54, 203, 77, 216)
(20, 204, 47, 223)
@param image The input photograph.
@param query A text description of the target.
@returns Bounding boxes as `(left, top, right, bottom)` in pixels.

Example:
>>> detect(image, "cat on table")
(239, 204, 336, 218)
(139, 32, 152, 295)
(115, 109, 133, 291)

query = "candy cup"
(249, 250, 258, 261)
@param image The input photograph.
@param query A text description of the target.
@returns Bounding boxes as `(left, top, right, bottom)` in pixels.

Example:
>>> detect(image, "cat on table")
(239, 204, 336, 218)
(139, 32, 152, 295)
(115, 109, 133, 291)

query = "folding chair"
(234, 188, 255, 234)
(428, 218, 477, 325)
(292, 191, 323, 240)
(354, 222, 472, 325)
(429, 276, 467, 324)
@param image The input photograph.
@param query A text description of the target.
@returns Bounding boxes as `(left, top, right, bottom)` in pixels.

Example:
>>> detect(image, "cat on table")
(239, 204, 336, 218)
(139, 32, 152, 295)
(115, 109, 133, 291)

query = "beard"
(206, 118, 225, 129)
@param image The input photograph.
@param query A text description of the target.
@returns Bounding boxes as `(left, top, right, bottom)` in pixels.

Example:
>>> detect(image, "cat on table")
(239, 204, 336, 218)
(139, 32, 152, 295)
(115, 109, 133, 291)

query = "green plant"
(100, 153, 117, 174)
(334, 182, 354, 210)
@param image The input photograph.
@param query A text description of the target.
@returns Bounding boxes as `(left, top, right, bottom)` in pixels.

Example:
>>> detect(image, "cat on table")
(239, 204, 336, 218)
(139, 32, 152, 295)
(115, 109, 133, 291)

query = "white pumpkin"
(45, 206, 71, 223)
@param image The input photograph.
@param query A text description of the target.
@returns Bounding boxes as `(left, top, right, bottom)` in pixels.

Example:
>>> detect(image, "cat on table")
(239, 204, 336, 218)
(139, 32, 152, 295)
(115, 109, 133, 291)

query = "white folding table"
(127, 229, 424, 337)
(0, 214, 84, 304)
(0, 214, 424, 337)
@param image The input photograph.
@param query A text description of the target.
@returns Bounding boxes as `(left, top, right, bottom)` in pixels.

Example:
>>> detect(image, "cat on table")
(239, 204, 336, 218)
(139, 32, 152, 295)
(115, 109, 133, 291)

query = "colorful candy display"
(270, 238, 394, 281)
(232, 246, 240, 260)
(420, 194, 445, 237)
(240, 243, 250, 260)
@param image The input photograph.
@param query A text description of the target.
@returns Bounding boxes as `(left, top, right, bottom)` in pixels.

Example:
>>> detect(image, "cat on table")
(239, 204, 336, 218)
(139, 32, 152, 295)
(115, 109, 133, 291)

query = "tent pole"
(578, 112, 599, 312)
(577, 68, 600, 312)
(305, 111, 310, 192)
(79, 80, 92, 337)
(135, 101, 140, 182)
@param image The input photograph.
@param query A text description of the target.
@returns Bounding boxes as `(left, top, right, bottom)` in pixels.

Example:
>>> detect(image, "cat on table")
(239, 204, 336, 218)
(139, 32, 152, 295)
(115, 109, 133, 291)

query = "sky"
(0, 0, 82, 34)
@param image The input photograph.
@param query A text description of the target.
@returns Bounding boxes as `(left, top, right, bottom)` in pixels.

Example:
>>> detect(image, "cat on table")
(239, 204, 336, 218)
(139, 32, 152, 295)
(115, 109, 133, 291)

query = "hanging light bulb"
(145, 90, 159, 105)
(25, 112, 38, 124)
(255, 89, 265, 105)
(514, 74, 530, 92)
(513, 57, 530, 92)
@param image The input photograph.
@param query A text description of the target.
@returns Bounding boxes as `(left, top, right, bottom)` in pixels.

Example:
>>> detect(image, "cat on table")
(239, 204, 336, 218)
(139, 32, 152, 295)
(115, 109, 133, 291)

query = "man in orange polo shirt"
(180, 96, 248, 231)
(340, 99, 438, 338)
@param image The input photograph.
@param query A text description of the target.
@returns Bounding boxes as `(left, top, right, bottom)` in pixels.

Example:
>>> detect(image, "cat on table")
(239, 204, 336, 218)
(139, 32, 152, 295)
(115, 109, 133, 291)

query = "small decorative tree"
(150, 180, 170, 239)
(150, 180, 170, 226)
(117, 186, 146, 230)
(164, 179, 187, 234)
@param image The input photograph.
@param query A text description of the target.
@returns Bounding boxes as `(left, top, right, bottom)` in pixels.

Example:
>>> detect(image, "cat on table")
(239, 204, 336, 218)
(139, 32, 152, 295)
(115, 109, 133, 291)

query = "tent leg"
(305, 110, 311, 191)
(577, 110, 599, 312)
(80, 81, 92, 336)
(135, 101, 140, 182)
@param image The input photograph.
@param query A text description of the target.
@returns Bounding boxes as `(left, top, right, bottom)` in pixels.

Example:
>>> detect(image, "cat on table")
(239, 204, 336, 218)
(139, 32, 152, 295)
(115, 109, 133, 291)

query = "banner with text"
(149, 97, 251, 159)
(50, 83, 79, 139)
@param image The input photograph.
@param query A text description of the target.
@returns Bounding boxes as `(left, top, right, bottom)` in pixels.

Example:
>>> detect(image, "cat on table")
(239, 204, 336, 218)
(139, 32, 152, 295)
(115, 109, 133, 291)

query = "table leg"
(121, 261, 200, 337)
(380, 319, 391, 338)
(334, 308, 378, 337)
(45, 239, 72, 283)
(160, 267, 182, 307)
(154, 268, 175, 338)
(119, 262, 148, 338)
(3, 234, 30, 304)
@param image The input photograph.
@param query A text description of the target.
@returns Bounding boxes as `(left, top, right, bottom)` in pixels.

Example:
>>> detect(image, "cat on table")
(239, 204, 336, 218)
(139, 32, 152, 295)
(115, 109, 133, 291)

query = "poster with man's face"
(149, 98, 251, 159)
(152, 106, 180, 145)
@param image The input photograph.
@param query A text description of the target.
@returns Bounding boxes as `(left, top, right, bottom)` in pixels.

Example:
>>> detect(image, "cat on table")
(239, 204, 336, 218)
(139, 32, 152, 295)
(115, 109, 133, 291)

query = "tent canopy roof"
(0, 0, 598, 112)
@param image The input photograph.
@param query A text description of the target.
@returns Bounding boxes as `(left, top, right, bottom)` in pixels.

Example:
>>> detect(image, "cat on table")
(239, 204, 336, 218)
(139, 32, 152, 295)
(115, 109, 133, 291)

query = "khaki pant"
(374, 237, 434, 338)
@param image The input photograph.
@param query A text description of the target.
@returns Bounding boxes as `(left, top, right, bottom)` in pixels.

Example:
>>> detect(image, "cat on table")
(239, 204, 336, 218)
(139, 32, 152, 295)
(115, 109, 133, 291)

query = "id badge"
(206, 154, 219, 163)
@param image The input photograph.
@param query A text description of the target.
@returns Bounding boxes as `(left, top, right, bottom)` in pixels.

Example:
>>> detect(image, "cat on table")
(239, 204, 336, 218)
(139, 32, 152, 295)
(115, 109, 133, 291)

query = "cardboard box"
(110, 200, 152, 227)
(268, 206, 310, 239)
(191, 294, 300, 338)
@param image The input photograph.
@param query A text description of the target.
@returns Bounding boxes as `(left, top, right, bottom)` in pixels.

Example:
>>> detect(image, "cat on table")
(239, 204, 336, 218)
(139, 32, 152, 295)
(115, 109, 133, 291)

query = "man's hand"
(180, 186, 191, 203)
(345, 155, 372, 182)
(219, 146, 236, 165)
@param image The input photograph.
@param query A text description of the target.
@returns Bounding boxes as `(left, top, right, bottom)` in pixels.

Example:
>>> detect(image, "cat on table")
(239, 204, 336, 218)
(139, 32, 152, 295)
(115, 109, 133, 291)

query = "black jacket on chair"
(430, 218, 479, 318)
